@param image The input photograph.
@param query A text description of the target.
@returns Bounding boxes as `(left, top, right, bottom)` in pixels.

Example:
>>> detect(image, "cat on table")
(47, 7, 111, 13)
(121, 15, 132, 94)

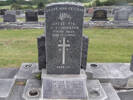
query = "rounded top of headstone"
(46, 2, 84, 8)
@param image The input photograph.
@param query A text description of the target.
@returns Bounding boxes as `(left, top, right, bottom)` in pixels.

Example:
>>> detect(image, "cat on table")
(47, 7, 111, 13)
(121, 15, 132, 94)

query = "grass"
(17, 17, 45, 22)
(0, 29, 43, 67)
(84, 28, 133, 62)
(0, 5, 10, 9)
(0, 28, 133, 67)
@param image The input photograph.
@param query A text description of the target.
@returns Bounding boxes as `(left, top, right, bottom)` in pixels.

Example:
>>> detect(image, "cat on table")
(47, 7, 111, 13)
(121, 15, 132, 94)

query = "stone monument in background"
(114, 8, 130, 22)
(25, 10, 38, 22)
(91, 9, 108, 21)
(3, 10, 16, 22)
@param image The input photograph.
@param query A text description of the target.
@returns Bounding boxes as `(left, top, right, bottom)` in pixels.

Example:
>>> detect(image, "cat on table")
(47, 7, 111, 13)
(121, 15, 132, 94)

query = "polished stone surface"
(91, 9, 108, 21)
(45, 3, 84, 74)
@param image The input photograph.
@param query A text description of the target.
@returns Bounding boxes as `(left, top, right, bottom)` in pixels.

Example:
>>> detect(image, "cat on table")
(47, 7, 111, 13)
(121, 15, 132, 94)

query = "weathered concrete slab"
(8, 83, 25, 100)
(117, 88, 133, 100)
(86, 63, 133, 88)
(23, 79, 41, 100)
(15, 63, 39, 80)
(0, 79, 15, 100)
(0, 68, 18, 79)
(87, 80, 107, 100)
(101, 83, 120, 100)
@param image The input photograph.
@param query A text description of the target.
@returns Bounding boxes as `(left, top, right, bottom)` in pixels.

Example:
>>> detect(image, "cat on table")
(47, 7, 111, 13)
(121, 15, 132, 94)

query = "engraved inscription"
(43, 78, 87, 99)
(46, 7, 84, 12)
(58, 13, 72, 21)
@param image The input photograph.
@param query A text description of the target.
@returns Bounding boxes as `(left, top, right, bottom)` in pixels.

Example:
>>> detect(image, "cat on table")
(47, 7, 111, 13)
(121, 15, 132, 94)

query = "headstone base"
(42, 69, 88, 100)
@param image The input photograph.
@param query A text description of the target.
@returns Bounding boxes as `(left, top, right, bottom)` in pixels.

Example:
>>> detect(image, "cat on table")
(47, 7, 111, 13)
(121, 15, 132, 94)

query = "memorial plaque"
(25, 11, 38, 22)
(91, 9, 108, 21)
(42, 69, 88, 99)
(43, 78, 87, 99)
(45, 3, 84, 74)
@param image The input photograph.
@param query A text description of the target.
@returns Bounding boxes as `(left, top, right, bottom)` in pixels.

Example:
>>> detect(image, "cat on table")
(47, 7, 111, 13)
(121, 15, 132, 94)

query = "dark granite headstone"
(91, 9, 108, 21)
(3, 11, 16, 22)
(37, 35, 89, 70)
(45, 3, 84, 74)
(38, 9, 45, 15)
(0, 9, 7, 15)
(37, 35, 46, 70)
(81, 36, 89, 70)
(25, 11, 38, 22)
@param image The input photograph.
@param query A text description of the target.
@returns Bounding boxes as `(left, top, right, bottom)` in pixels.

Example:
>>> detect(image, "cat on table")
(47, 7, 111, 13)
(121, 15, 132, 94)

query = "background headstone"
(45, 3, 84, 74)
(114, 8, 130, 22)
(0, 9, 7, 15)
(16, 10, 24, 15)
(3, 10, 16, 22)
(25, 10, 38, 22)
(91, 9, 108, 21)
(38, 9, 45, 15)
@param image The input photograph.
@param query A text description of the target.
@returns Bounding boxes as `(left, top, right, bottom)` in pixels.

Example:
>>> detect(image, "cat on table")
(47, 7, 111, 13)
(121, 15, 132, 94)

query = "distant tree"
(25, 5, 34, 9)
(91, 0, 101, 7)
(11, 3, 21, 10)
(96, 0, 101, 6)
(37, 2, 44, 9)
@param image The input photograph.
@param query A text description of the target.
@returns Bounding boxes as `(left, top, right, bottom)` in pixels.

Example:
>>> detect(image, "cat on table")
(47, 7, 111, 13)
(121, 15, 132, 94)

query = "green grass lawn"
(0, 28, 133, 67)
(17, 17, 45, 22)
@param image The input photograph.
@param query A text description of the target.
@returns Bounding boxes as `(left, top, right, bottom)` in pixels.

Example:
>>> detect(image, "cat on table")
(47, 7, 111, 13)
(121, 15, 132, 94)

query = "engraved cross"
(58, 37, 70, 64)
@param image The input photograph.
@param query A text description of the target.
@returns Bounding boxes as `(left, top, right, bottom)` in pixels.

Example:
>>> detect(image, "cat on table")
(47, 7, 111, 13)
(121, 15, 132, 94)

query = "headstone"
(45, 2, 84, 74)
(3, 10, 16, 22)
(38, 9, 45, 15)
(16, 10, 23, 15)
(37, 35, 89, 70)
(41, 2, 88, 100)
(25, 11, 38, 22)
(81, 36, 89, 70)
(91, 9, 108, 21)
(114, 8, 130, 22)
(0, 9, 7, 15)
(37, 35, 46, 70)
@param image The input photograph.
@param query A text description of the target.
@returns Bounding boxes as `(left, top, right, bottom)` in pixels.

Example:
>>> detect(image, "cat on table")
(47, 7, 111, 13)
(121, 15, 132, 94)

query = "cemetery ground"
(0, 28, 133, 68)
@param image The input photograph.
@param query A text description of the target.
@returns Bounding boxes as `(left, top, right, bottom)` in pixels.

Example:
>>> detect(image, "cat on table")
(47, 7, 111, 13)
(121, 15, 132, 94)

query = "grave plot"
(0, 2, 133, 100)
